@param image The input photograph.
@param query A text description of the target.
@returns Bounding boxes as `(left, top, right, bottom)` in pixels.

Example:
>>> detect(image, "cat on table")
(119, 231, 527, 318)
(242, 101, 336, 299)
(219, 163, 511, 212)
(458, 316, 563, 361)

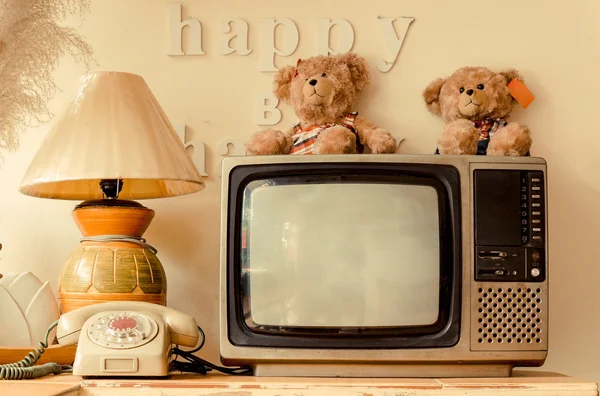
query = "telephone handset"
(56, 301, 199, 377)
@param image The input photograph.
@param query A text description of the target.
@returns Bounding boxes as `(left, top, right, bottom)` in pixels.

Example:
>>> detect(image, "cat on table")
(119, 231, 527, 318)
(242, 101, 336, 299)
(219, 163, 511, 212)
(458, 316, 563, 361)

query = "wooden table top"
(0, 370, 598, 396)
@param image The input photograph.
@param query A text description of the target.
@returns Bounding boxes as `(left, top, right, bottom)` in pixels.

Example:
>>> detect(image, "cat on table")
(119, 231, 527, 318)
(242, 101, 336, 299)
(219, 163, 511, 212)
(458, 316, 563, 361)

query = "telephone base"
(56, 302, 200, 378)
(71, 309, 172, 377)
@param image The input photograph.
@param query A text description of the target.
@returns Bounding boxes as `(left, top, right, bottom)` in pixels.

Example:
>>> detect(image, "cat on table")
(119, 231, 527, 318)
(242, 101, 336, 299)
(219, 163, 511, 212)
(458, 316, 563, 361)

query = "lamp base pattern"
(59, 244, 167, 313)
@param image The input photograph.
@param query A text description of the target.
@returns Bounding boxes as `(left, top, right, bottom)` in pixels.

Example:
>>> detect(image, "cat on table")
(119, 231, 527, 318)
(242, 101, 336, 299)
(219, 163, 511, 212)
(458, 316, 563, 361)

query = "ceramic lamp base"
(58, 200, 167, 313)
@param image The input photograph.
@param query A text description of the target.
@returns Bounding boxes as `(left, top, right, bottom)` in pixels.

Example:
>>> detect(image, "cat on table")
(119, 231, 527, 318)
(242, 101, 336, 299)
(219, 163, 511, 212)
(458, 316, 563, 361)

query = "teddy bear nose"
(466, 89, 474, 96)
(309, 79, 318, 86)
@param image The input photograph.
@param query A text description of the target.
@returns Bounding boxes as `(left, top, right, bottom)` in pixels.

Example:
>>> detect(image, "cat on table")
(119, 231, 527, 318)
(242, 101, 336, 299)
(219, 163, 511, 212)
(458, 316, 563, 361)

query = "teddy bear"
(245, 53, 397, 155)
(423, 66, 532, 156)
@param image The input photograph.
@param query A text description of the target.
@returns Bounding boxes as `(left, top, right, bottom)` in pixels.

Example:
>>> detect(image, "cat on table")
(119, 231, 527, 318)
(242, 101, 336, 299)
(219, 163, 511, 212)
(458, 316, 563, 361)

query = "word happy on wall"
(167, 3, 414, 126)
(168, 4, 411, 176)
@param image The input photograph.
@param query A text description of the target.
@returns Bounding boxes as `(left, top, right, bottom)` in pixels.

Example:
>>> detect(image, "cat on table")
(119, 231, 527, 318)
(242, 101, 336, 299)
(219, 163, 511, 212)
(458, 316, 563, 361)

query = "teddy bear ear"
(423, 77, 447, 116)
(340, 52, 370, 91)
(499, 68, 523, 85)
(273, 65, 296, 102)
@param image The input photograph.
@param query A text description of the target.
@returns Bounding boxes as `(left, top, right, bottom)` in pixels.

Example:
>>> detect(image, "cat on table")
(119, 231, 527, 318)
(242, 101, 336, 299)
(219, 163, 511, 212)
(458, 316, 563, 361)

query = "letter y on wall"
(377, 17, 414, 73)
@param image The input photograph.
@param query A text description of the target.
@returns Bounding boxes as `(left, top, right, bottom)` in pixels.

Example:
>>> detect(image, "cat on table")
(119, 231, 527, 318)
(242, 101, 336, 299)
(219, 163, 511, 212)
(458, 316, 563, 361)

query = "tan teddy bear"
(423, 66, 532, 156)
(246, 53, 397, 155)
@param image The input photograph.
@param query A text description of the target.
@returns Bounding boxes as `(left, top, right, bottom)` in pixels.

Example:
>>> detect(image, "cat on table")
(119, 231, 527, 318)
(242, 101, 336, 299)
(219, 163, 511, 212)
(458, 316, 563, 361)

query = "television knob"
(531, 268, 540, 277)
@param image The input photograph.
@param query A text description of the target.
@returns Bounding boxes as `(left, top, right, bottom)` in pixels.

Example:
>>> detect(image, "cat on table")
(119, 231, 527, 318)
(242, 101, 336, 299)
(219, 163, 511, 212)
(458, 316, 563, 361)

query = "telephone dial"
(56, 301, 199, 377)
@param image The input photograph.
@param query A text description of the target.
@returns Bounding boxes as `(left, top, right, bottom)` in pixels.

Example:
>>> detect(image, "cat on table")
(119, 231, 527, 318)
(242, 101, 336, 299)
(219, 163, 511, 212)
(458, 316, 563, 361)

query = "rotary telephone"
(0, 301, 199, 379)
(0, 301, 252, 379)
(56, 301, 199, 377)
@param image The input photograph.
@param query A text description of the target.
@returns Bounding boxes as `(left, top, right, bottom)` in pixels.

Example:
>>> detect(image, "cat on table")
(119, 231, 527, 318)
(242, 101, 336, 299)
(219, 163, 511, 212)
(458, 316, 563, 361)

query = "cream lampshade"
(19, 71, 204, 312)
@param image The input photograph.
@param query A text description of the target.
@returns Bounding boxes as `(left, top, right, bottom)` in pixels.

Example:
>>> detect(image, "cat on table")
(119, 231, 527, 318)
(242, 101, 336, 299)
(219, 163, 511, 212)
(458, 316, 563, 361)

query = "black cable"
(170, 326, 252, 376)
(172, 349, 253, 375)
(185, 326, 206, 354)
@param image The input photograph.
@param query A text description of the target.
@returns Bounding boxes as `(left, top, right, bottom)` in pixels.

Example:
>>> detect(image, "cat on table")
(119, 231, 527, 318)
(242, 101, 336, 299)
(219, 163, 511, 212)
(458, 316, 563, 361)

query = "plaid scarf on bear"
(290, 112, 363, 155)
(475, 118, 507, 141)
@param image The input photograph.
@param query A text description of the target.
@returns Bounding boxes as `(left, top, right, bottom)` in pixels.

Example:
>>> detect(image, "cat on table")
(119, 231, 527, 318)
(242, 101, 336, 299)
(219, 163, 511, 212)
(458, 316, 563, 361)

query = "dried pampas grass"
(0, 0, 94, 158)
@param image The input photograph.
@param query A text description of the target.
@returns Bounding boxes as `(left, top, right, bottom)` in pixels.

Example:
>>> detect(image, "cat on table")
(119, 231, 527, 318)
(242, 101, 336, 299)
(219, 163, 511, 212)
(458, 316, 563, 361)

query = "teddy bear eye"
(477, 84, 485, 90)
(321, 73, 327, 78)
(459, 87, 465, 93)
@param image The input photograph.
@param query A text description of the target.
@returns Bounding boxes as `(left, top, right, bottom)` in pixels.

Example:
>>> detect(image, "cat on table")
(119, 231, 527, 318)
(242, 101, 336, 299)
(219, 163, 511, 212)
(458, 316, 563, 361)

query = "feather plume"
(0, 0, 94, 158)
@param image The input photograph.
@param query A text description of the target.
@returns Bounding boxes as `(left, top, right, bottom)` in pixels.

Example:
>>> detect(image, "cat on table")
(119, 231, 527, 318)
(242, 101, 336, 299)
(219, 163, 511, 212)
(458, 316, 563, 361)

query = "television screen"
(227, 162, 461, 347)
(242, 180, 441, 329)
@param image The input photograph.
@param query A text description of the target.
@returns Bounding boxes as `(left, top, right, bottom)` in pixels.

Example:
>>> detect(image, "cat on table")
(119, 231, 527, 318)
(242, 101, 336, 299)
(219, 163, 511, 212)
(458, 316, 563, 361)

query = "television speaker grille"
(471, 283, 548, 351)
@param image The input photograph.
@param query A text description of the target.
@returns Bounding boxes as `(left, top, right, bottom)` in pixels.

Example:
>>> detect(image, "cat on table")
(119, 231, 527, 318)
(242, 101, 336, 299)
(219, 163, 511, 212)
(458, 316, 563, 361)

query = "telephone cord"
(80, 235, 157, 254)
(0, 321, 72, 380)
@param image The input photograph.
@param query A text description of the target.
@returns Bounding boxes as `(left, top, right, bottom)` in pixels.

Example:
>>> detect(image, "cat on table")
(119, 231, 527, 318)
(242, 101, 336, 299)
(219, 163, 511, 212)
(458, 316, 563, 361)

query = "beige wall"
(1, 0, 599, 383)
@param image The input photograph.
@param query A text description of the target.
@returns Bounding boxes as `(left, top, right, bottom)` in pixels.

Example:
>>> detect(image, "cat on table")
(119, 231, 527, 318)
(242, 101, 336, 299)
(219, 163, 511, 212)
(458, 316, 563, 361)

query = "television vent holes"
(472, 284, 547, 351)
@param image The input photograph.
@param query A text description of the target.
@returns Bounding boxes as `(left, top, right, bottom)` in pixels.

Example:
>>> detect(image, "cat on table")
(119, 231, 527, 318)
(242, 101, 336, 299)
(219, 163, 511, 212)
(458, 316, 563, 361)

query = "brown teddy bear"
(423, 66, 532, 156)
(246, 53, 397, 155)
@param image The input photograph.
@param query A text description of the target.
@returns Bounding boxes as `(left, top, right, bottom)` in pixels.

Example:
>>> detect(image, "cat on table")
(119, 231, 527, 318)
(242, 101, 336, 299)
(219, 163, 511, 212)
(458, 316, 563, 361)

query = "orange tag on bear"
(508, 78, 535, 109)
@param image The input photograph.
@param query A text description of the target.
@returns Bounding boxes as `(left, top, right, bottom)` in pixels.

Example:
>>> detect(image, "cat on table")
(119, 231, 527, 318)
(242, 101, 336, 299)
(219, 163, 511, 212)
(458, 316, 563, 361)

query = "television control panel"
(473, 170, 546, 282)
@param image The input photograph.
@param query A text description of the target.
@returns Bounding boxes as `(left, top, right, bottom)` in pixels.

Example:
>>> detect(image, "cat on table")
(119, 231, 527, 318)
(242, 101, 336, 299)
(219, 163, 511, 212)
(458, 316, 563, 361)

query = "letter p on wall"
(317, 18, 355, 56)
(259, 18, 299, 72)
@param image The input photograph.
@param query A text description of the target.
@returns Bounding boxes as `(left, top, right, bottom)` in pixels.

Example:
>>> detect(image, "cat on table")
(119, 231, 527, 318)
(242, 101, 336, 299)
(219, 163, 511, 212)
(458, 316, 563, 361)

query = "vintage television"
(219, 154, 549, 378)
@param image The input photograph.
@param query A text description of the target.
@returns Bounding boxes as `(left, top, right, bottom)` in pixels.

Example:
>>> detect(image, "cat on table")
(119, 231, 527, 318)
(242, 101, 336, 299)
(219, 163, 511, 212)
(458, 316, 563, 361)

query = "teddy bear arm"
(437, 119, 479, 155)
(353, 115, 397, 154)
(313, 125, 359, 154)
(487, 122, 532, 156)
(245, 128, 294, 155)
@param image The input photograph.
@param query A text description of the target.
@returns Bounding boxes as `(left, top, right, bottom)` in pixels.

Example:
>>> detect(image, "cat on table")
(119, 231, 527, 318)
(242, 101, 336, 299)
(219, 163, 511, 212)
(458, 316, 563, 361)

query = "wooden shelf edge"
(0, 344, 76, 366)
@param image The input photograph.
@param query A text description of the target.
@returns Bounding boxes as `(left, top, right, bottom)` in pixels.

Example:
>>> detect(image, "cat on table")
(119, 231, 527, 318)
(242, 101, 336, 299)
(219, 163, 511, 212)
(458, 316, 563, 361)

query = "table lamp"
(18, 71, 205, 313)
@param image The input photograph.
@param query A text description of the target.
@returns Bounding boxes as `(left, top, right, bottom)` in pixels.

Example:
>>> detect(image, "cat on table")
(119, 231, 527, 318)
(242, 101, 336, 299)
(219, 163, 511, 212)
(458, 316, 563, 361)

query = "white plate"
(24, 281, 59, 345)
(0, 273, 20, 288)
(6, 272, 43, 315)
(0, 284, 32, 346)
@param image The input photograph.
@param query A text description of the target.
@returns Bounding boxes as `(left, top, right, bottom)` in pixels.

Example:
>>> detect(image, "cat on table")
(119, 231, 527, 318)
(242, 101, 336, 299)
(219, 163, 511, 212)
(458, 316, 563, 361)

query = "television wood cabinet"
(0, 371, 597, 396)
